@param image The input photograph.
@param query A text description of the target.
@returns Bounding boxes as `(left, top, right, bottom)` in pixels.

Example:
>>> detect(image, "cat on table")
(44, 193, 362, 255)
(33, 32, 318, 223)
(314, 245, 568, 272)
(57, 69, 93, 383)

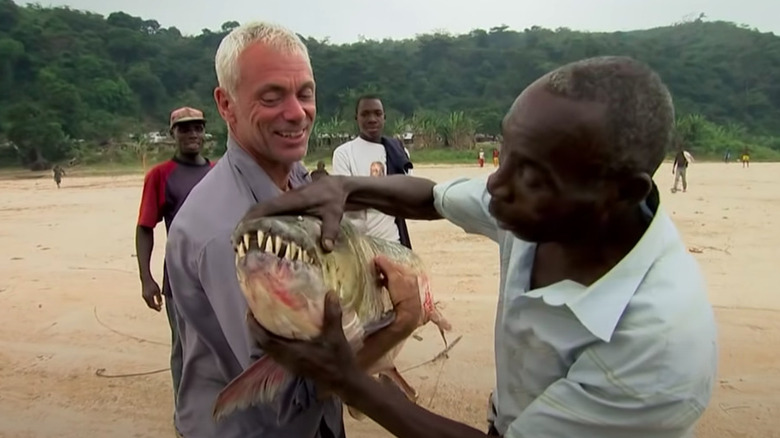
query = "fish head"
(232, 214, 365, 341)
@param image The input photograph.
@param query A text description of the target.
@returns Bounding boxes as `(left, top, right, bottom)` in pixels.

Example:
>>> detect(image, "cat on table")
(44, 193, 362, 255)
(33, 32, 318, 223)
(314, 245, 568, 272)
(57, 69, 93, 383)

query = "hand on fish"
(241, 175, 348, 252)
(247, 255, 424, 393)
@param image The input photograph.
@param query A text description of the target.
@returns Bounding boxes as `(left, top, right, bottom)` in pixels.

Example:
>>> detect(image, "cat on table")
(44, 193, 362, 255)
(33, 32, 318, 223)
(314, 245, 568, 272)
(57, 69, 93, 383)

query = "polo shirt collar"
(524, 184, 678, 342)
(225, 136, 310, 202)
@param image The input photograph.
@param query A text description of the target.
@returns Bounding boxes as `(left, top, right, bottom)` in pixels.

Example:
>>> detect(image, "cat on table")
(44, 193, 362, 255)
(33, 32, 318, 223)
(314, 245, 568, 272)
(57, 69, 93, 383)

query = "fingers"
(246, 310, 289, 355)
(320, 212, 342, 253)
(143, 292, 162, 311)
(142, 295, 156, 310)
(241, 192, 307, 223)
(373, 254, 395, 275)
(373, 255, 409, 282)
(322, 290, 343, 329)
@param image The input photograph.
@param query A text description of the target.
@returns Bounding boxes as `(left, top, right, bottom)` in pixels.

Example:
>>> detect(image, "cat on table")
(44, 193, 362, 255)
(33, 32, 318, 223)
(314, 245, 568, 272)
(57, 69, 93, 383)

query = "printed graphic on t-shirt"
(332, 137, 399, 242)
(370, 161, 386, 177)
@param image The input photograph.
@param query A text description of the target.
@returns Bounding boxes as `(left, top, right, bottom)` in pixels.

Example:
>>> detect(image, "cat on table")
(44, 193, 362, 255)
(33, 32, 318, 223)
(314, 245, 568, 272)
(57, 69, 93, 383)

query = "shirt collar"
(225, 136, 310, 202)
(524, 184, 679, 342)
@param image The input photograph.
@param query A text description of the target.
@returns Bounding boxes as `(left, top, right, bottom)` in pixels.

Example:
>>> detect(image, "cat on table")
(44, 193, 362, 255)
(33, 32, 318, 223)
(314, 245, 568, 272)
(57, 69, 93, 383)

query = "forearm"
(135, 225, 155, 280)
(340, 373, 488, 438)
(341, 175, 441, 221)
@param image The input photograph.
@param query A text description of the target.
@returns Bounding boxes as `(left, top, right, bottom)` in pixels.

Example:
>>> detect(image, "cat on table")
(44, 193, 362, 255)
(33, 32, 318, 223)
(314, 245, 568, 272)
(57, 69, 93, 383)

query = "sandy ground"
(0, 161, 778, 438)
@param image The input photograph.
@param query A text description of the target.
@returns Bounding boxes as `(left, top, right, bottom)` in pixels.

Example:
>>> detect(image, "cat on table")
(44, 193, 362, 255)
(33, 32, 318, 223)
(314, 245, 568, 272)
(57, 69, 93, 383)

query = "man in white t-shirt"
(331, 95, 413, 247)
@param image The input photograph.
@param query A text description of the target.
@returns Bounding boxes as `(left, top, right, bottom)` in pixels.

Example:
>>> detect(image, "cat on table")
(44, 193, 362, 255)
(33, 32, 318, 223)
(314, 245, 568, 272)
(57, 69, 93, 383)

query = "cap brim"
(171, 117, 206, 127)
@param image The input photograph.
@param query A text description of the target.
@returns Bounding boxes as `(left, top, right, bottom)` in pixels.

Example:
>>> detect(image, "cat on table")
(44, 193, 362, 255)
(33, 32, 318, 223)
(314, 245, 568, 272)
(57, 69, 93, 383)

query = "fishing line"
(92, 305, 171, 379)
(92, 306, 169, 346)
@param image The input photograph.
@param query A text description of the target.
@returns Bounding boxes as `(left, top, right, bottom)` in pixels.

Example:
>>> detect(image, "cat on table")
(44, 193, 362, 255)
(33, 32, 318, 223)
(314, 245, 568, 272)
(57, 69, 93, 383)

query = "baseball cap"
(169, 106, 206, 129)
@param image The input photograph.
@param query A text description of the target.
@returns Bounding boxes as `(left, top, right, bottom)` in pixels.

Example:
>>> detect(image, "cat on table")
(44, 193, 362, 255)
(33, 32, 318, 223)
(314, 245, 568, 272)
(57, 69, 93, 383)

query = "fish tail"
(212, 355, 291, 422)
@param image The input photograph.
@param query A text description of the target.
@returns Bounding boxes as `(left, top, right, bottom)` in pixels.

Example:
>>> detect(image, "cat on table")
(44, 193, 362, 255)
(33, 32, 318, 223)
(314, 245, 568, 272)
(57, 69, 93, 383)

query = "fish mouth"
(233, 227, 320, 267)
(232, 217, 332, 340)
(232, 216, 324, 268)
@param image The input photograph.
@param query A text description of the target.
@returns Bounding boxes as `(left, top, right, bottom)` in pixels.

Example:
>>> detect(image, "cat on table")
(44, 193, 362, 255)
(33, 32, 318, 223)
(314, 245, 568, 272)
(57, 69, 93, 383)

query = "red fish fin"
(212, 355, 291, 422)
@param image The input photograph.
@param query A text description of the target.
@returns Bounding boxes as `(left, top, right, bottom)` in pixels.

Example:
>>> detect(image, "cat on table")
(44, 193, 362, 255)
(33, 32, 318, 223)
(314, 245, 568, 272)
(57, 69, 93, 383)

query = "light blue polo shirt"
(433, 176, 718, 438)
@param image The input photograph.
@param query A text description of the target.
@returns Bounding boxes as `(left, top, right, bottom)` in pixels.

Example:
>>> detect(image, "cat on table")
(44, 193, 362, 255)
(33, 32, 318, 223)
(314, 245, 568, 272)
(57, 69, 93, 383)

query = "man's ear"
(616, 172, 653, 207)
(214, 86, 235, 126)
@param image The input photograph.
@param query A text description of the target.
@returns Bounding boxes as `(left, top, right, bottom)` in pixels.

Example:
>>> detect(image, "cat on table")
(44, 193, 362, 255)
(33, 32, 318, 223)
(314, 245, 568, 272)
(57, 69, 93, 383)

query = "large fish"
(212, 214, 452, 422)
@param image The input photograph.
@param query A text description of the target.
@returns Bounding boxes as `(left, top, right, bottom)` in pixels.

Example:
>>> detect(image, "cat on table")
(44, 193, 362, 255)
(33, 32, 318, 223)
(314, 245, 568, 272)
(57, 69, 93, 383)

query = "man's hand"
(141, 277, 162, 311)
(374, 255, 423, 334)
(247, 290, 359, 393)
(241, 176, 349, 252)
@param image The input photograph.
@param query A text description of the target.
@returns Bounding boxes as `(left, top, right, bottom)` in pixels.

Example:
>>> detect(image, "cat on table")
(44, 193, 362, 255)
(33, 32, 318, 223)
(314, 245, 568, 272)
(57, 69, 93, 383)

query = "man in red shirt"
(134, 106, 214, 425)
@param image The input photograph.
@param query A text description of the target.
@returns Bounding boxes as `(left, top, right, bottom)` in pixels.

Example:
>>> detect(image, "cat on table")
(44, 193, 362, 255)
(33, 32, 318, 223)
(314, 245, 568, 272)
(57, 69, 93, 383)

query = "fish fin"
(212, 355, 292, 422)
(429, 304, 452, 348)
(379, 367, 419, 403)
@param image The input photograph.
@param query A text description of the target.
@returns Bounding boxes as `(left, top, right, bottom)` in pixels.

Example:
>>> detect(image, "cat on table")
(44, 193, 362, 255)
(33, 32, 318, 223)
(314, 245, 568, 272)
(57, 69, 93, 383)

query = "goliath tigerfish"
(212, 214, 452, 422)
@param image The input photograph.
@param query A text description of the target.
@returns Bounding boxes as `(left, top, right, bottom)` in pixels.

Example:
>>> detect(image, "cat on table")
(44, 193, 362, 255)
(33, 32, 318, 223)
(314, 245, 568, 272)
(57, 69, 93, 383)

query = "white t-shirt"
(331, 137, 401, 242)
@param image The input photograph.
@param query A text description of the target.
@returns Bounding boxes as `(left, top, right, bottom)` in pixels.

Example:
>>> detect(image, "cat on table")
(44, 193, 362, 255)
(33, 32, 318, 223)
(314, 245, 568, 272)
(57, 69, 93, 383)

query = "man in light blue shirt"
(240, 56, 718, 437)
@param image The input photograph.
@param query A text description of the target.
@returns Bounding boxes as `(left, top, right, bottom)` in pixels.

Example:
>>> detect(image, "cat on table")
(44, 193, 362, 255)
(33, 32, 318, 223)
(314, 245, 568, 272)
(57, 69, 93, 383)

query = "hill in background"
(1, 0, 778, 168)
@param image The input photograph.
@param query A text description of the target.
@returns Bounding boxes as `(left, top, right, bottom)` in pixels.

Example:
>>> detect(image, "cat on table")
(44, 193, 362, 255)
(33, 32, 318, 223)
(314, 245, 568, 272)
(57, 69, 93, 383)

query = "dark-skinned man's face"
(356, 98, 385, 141)
(172, 121, 206, 156)
(486, 77, 651, 243)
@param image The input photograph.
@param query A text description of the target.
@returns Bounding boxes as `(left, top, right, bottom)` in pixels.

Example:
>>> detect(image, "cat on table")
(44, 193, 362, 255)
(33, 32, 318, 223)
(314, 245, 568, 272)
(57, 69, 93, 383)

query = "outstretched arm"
(343, 175, 441, 221)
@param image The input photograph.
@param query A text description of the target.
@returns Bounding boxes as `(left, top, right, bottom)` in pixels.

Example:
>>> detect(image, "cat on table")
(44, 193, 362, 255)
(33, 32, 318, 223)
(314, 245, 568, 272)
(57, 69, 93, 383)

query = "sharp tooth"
(277, 241, 288, 259)
(290, 243, 300, 261)
(257, 231, 265, 249)
(237, 244, 246, 257)
(243, 234, 250, 249)
(261, 232, 270, 252)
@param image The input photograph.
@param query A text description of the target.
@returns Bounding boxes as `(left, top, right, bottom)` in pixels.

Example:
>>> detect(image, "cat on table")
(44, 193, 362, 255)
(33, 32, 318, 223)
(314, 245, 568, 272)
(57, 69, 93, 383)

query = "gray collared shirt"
(165, 137, 343, 437)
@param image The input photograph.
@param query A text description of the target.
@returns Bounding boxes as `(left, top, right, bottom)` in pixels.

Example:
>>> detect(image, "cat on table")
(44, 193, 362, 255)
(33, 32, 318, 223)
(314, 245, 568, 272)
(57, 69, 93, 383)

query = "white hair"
(214, 21, 311, 98)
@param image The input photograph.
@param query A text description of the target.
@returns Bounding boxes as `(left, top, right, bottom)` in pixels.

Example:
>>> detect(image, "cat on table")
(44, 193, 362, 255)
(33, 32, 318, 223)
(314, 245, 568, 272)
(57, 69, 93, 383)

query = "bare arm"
(340, 372, 489, 438)
(135, 225, 155, 281)
(343, 175, 441, 221)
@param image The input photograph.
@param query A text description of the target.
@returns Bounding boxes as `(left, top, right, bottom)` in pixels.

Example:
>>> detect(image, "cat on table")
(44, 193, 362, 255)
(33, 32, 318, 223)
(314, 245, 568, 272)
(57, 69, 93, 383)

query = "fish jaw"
(233, 215, 373, 344)
(236, 244, 327, 340)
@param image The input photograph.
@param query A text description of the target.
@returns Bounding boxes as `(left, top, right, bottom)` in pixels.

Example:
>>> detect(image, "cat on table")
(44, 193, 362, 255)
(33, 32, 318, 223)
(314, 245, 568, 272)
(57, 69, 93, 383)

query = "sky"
(18, 0, 779, 44)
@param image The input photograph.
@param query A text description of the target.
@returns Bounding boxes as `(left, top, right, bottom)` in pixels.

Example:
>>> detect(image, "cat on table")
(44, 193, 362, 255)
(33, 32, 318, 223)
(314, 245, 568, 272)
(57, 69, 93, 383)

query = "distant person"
(309, 160, 329, 181)
(478, 148, 485, 167)
(724, 149, 731, 163)
(492, 148, 500, 167)
(52, 164, 65, 188)
(672, 147, 693, 193)
(331, 94, 414, 248)
(741, 148, 750, 168)
(134, 106, 213, 432)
